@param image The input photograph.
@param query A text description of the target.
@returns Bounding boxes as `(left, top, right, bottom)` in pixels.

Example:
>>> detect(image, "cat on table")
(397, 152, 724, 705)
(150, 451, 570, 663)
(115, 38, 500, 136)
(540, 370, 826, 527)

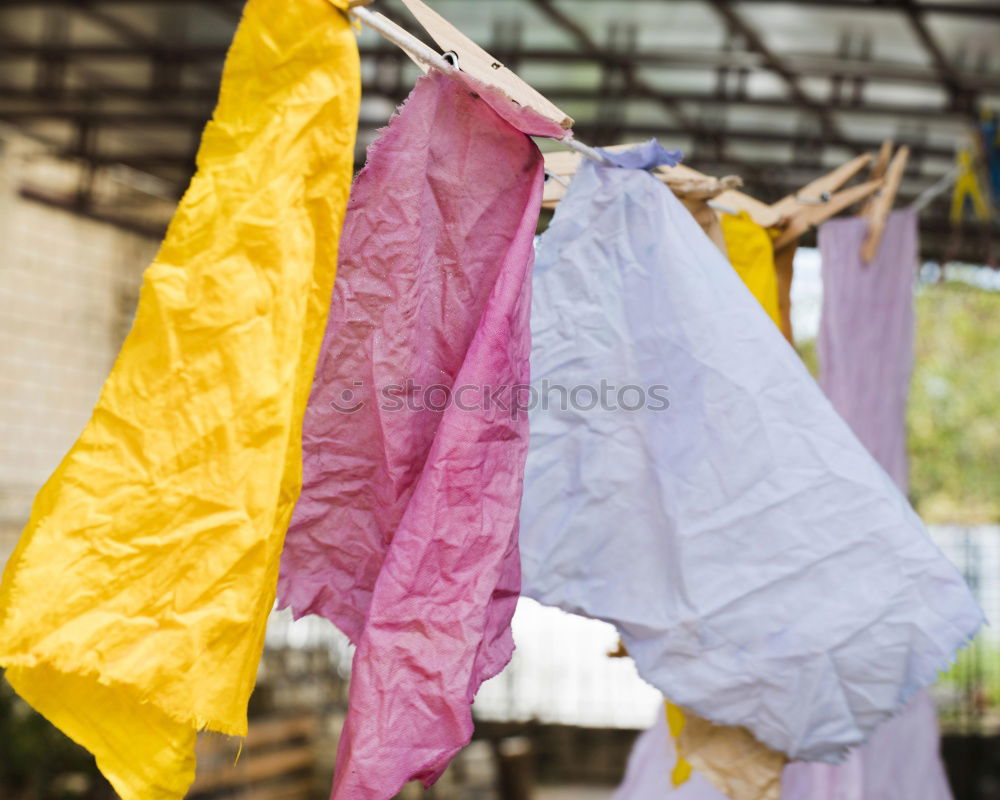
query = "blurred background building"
(1, 1, 998, 798)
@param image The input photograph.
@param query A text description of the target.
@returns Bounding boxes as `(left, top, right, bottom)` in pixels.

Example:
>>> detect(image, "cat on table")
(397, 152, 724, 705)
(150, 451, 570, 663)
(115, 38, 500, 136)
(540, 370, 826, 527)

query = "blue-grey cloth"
(596, 138, 682, 170)
(519, 150, 981, 763)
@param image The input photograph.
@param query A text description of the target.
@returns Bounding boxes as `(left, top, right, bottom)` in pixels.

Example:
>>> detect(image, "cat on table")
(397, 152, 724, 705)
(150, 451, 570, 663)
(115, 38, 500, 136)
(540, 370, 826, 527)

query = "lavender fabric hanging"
(782, 208, 955, 800)
(520, 152, 980, 765)
(817, 209, 918, 489)
(278, 71, 545, 799)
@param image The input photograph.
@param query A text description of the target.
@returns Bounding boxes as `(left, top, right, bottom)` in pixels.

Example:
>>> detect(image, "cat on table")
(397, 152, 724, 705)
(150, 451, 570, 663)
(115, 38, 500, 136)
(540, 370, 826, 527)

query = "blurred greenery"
(795, 337, 818, 375)
(909, 281, 1000, 524)
(797, 280, 999, 524)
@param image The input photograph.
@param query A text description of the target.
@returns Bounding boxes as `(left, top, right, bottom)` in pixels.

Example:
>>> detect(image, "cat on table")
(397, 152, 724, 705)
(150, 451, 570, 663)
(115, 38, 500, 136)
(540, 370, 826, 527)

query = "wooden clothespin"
(859, 140, 894, 217)
(385, 0, 572, 131)
(710, 190, 782, 229)
(861, 145, 909, 262)
(771, 153, 872, 221)
(772, 179, 883, 250)
(653, 163, 743, 200)
(770, 154, 883, 250)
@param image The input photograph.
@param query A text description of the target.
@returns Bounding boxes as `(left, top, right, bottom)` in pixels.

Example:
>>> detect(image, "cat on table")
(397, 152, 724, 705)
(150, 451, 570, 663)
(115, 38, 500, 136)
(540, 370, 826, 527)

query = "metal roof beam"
(0, 0, 245, 18)
(38, 122, 951, 165)
(732, 0, 1000, 18)
(3, 43, 998, 91)
(0, 85, 975, 122)
(53, 0, 223, 86)
(525, 0, 714, 144)
(897, 0, 975, 114)
(5, 0, 1000, 15)
(705, 0, 844, 143)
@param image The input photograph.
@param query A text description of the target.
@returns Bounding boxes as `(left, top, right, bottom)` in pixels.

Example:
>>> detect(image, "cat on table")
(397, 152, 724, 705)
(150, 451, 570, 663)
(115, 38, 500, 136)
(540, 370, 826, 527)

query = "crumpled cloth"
(520, 149, 982, 763)
(720, 210, 782, 328)
(597, 138, 683, 170)
(780, 208, 953, 800)
(0, 2, 359, 798)
(620, 203, 786, 800)
(658, 212, 790, 800)
(818, 209, 917, 490)
(277, 71, 544, 799)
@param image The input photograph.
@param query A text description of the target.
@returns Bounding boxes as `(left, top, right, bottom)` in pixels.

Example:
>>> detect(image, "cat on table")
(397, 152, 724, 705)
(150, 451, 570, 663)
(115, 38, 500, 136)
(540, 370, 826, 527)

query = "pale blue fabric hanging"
(519, 149, 981, 763)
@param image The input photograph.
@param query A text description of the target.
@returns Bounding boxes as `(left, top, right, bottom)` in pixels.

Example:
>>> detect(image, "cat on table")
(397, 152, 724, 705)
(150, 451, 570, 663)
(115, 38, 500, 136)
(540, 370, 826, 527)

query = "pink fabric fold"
(277, 71, 544, 799)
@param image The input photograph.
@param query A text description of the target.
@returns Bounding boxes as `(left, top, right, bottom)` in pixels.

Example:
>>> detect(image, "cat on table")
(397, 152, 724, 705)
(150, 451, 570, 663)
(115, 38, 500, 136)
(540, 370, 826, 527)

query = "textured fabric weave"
(520, 153, 981, 764)
(0, 3, 359, 798)
(278, 71, 544, 800)
(661, 219, 791, 800)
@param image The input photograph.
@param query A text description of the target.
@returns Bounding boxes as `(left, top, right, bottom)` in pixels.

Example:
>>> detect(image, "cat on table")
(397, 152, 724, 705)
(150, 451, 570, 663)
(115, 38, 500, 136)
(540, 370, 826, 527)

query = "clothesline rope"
(349, 4, 614, 167)
(910, 162, 962, 213)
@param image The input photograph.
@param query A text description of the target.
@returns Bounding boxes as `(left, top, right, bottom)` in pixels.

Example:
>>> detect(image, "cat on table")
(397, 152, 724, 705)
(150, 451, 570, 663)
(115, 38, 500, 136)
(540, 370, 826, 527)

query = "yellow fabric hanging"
(720, 211, 782, 327)
(666, 701, 694, 787)
(0, 2, 359, 798)
(950, 147, 990, 223)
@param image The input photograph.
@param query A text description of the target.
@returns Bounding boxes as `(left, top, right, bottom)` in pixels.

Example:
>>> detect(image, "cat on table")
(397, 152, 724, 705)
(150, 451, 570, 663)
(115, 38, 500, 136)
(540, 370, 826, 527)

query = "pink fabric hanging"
(817, 209, 918, 489)
(277, 71, 545, 799)
(781, 208, 953, 800)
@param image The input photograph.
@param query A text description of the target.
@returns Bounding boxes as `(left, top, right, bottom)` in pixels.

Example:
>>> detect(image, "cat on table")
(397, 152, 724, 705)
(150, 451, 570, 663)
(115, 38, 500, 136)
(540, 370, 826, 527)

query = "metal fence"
(931, 526, 1000, 734)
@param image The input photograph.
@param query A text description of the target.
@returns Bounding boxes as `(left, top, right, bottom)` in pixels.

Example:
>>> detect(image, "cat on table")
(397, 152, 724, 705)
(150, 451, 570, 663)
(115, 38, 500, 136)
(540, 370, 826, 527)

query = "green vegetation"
(909, 282, 1000, 524)
(798, 280, 999, 523)
(798, 278, 1000, 727)
(937, 639, 1000, 733)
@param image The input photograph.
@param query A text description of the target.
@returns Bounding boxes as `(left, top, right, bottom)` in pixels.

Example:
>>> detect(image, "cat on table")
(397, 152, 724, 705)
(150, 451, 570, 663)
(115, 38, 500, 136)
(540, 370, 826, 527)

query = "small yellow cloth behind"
(666, 702, 694, 787)
(950, 148, 990, 223)
(0, 2, 359, 798)
(720, 211, 782, 328)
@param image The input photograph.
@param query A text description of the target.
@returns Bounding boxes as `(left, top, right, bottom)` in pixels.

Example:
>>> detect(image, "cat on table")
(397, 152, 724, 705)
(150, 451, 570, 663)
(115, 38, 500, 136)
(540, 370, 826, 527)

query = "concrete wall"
(0, 133, 159, 560)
